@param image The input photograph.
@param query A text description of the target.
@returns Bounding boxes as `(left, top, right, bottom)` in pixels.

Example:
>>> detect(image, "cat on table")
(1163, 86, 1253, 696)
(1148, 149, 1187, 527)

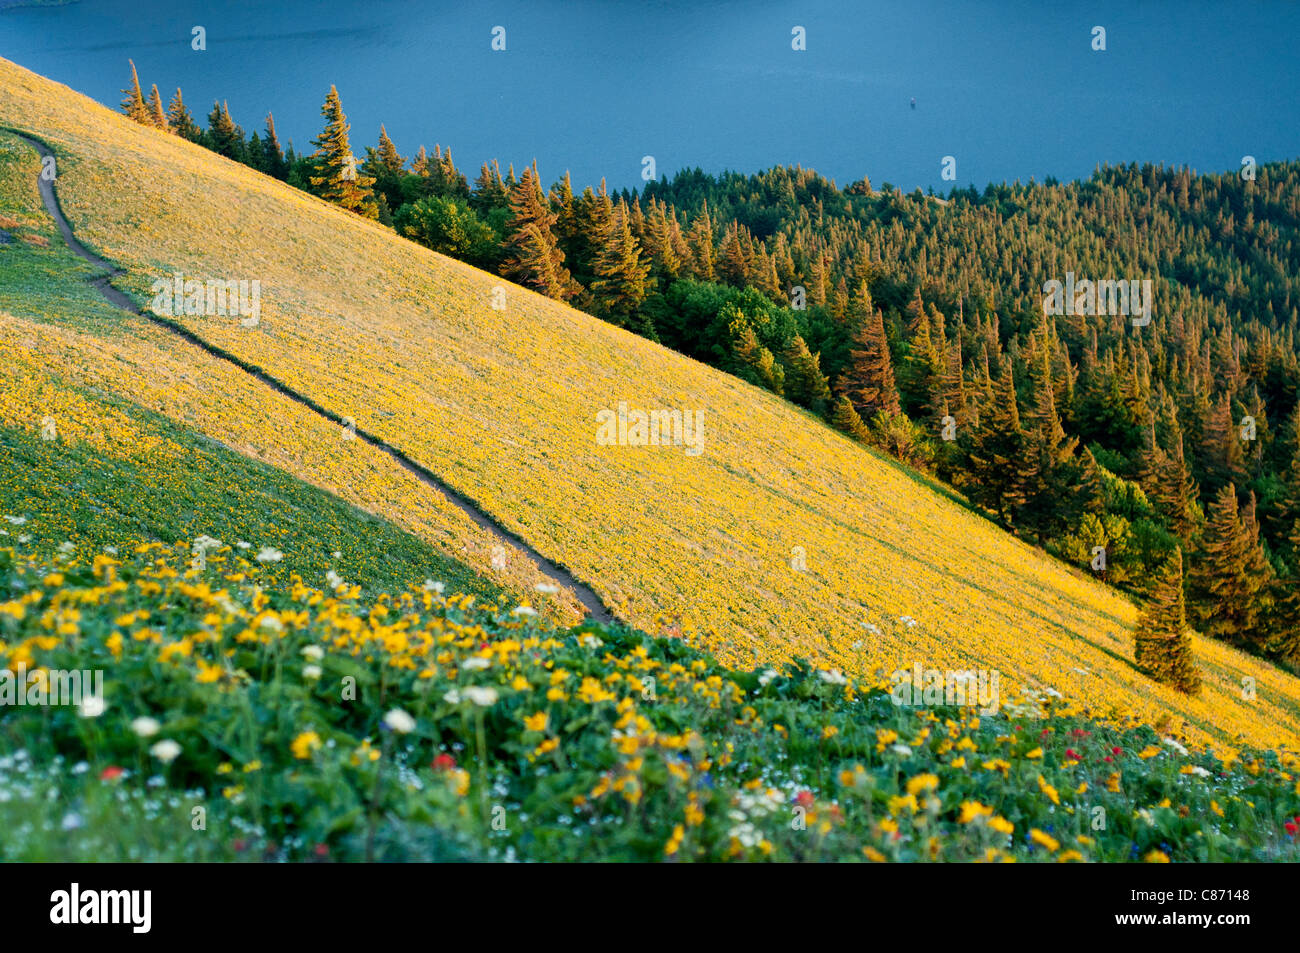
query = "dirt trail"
(14, 131, 615, 624)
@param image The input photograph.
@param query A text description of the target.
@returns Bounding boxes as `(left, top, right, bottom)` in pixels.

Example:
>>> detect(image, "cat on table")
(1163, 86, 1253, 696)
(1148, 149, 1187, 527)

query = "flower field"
(1, 542, 1298, 862)
(2, 54, 1300, 757)
(0, 131, 585, 621)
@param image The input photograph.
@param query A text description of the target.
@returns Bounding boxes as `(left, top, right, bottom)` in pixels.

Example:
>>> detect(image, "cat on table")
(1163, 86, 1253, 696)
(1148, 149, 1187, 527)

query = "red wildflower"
(99, 765, 125, 781)
(432, 754, 456, 771)
(795, 790, 815, 808)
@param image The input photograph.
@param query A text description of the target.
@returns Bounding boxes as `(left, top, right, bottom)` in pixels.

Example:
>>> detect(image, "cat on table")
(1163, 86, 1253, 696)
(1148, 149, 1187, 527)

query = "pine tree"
(308, 86, 378, 219)
(205, 101, 246, 161)
(120, 60, 150, 124)
(831, 394, 869, 441)
(1133, 549, 1201, 694)
(501, 165, 574, 300)
(261, 113, 288, 179)
(731, 321, 784, 396)
(1199, 393, 1246, 494)
(838, 307, 900, 420)
(1188, 484, 1270, 649)
(147, 84, 168, 130)
(963, 363, 1029, 524)
(686, 203, 715, 281)
(782, 335, 833, 415)
(590, 201, 653, 322)
(167, 89, 201, 141)
(899, 287, 940, 419)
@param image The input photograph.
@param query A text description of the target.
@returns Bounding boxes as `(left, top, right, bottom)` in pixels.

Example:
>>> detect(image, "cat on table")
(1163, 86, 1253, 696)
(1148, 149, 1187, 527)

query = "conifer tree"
(205, 101, 246, 161)
(590, 202, 653, 322)
(167, 89, 201, 141)
(1199, 393, 1246, 493)
(470, 161, 509, 213)
(1188, 484, 1270, 649)
(501, 165, 574, 300)
(120, 60, 150, 124)
(782, 335, 833, 415)
(147, 84, 168, 130)
(411, 145, 430, 177)
(831, 394, 869, 441)
(687, 203, 715, 281)
(261, 113, 288, 179)
(730, 321, 784, 396)
(308, 86, 378, 219)
(839, 307, 900, 420)
(963, 363, 1029, 524)
(1133, 549, 1201, 694)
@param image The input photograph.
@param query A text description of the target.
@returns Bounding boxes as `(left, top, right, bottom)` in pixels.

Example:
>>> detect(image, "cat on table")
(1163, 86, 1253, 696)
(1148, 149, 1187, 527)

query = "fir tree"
(205, 101, 246, 161)
(590, 201, 653, 322)
(167, 89, 201, 141)
(261, 113, 288, 179)
(1188, 484, 1270, 649)
(1133, 549, 1201, 694)
(120, 60, 150, 124)
(838, 307, 900, 420)
(501, 165, 574, 300)
(308, 86, 378, 219)
(147, 84, 168, 130)
(831, 394, 869, 441)
(964, 363, 1029, 524)
(782, 335, 833, 415)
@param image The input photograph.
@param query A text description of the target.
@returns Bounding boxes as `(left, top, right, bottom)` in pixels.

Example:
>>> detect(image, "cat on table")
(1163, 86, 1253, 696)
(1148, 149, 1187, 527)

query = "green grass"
(2, 542, 1298, 862)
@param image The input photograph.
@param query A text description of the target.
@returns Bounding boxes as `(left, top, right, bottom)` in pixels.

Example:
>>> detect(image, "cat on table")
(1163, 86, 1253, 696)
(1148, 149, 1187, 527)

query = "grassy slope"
(0, 130, 584, 617)
(1, 57, 1298, 750)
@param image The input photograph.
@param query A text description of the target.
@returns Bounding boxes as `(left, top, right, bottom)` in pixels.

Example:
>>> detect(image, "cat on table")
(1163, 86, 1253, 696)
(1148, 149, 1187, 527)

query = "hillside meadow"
(2, 57, 1300, 751)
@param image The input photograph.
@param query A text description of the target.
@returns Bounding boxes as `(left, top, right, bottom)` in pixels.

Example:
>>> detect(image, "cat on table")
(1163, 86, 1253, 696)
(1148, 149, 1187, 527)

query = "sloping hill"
(2, 57, 1298, 749)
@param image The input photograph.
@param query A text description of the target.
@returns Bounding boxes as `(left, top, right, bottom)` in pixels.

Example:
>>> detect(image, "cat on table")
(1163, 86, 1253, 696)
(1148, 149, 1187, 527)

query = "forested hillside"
(124, 59, 1298, 674)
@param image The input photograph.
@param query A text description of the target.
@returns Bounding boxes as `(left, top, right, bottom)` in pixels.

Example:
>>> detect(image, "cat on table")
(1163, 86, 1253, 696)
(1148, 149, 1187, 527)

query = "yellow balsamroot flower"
(1025, 747, 1044, 759)
(242, 760, 262, 773)
(905, 773, 939, 796)
(195, 658, 223, 684)
(950, 756, 966, 769)
(578, 677, 615, 704)
(523, 711, 548, 732)
(821, 724, 839, 740)
(1137, 745, 1162, 759)
(988, 816, 1014, 836)
(510, 675, 529, 690)
(534, 737, 559, 757)
(546, 687, 569, 702)
(291, 731, 322, 760)
(958, 801, 993, 824)
(1106, 771, 1122, 793)
(1057, 850, 1084, 863)
(982, 759, 1011, 776)
(1210, 800, 1224, 817)
(1029, 829, 1060, 852)
(665, 824, 685, 857)
(1037, 775, 1060, 806)
(1144, 850, 1171, 863)
(1075, 782, 1087, 795)
(888, 794, 919, 815)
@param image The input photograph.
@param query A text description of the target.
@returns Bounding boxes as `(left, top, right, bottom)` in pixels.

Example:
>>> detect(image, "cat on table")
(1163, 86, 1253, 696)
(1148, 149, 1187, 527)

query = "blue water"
(3, 0, 1298, 194)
